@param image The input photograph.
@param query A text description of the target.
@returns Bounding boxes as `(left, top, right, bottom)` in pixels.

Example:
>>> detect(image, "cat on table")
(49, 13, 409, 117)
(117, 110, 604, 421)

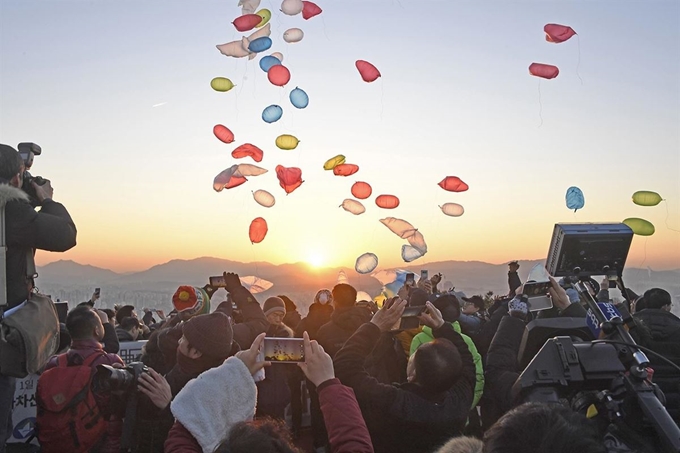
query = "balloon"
(239, 276, 273, 293)
(248, 36, 272, 53)
(259, 55, 281, 72)
(623, 218, 655, 236)
(268, 65, 291, 86)
(262, 105, 283, 123)
(232, 143, 264, 162)
(544, 24, 576, 43)
(302, 1, 322, 19)
(337, 270, 349, 284)
(341, 199, 366, 215)
(253, 189, 276, 208)
(323, 155, 345, 170)
(255, 8, 271, 27)
(402, 245, 425, 263)
(565, 186, 585, 211)
(356, 291, 372, 303)
(210, 77, 235, 92)
(270, 52, 284, 62)
(376, 195, 400, 209)
(380, 217, 417, 239)
(333, 163, 359, 176)
(289, 87, 309, 108)
(438, 176, 469, 192)
(440, 203, 464, 217)
(276, 134, 299, 150)
(408, 230, 428, 254)
(355, 60, 381, 83)
(233, 14, 262, 32)
(239, 0, 261, 14)
(632, 191, 663, 207)
(281, 0, 303, 15)
(276, 165, 303, 194)
(213, 125, 234, 143)
(351, 181, 372, 199)
(249, 217, 268, 243)
(213, 165, 248, 192)
(248, 22, 271, 41)
(355, 252, 378, 274)
(283, 28, 304, 43)
(529, 63, 559, 80)
(234, 164, 268, 177)
(216, 39, 251, 58)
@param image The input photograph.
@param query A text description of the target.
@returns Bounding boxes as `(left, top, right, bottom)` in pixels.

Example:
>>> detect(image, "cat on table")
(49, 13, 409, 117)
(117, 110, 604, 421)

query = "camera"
(17, 142, 48, 207)
(92, 362, 149, 393)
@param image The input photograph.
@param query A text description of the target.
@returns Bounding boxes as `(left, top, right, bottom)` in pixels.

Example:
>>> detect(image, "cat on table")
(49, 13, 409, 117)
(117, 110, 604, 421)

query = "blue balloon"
(248, 37, 272, 54)
(259, 55, 281, 72)
(565, 186, 585, 211)
(289, 87, 309, 109)
(262, 105, 283, 123)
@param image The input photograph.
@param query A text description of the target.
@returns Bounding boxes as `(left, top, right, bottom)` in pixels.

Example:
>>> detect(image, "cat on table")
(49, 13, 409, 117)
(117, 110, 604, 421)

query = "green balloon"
(632, 191, 662, 207)
(623, 218, 655, 236)
(210, 77, 234, 92)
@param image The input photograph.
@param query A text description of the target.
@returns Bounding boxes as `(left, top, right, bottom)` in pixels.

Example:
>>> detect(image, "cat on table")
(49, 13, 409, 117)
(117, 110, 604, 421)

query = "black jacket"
(1, 184, 77, 308)
(295, 302, 333, 339)
(215, 284, 269, 350)
(316, 305, 372, 358)
(334, 322, 475, 453)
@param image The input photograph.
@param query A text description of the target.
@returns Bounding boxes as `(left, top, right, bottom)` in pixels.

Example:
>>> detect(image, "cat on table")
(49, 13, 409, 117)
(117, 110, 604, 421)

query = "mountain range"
(36, 258, 680, 317)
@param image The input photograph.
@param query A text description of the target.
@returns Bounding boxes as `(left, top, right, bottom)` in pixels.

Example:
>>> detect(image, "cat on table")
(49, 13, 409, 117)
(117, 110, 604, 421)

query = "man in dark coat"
(295, 289, 334, 339)
(316, 284, 372, 358)
(0, 144, 77, 451)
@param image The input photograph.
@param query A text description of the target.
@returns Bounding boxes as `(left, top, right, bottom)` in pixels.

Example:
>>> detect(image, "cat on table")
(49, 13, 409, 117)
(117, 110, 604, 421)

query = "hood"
(0, 184, 29, 208)
(636, 309, 680, 341)
(331, 305, 372, 331)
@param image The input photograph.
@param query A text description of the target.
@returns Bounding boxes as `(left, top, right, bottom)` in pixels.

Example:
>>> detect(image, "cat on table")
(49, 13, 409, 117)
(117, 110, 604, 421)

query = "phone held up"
(262, 338, 305, 363)
(420, 270, 428, 281)
(522, 281, 553, 312)
(405, 273, 415, 287)
(209, 276, 226, 287)
(94, 287, 101, 297)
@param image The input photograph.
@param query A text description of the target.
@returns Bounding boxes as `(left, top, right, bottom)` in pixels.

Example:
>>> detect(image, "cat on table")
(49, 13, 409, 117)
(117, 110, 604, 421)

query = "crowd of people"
(2, 143, 679, 453)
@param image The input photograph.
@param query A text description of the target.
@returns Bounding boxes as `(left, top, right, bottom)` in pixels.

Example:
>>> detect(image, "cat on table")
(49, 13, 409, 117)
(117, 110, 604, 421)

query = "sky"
(1, 0, 679, 273)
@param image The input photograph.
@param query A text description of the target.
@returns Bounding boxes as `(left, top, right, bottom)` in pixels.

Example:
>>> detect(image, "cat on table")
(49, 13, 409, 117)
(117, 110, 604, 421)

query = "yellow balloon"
(210, 77, 234, 92)
(255, 9, 271, 28)
(276, 134, 299, 150)
(632, 191, 662, 207)
(323, 154, 346, 170)
(623, 218, 655, 236)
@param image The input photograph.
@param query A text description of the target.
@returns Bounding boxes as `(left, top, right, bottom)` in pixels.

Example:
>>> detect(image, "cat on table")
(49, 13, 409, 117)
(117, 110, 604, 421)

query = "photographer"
(0, 144, 77, 450)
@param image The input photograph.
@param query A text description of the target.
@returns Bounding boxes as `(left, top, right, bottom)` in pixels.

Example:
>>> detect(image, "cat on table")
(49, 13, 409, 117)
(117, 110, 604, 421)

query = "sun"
(306, 250, 325, 268)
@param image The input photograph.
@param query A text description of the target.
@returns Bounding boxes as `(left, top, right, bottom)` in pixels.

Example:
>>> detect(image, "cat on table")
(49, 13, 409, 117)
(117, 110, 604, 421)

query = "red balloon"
(351, 181, 372, 199)
(213, 125, 234, 144)
(249, 217, 268, 244)
(225, 175, 248, 189)
(355, 60, 380, 83)
(529, 63, 559, 80)
(233, 14, 262, 32)
(333, 163, 359, 177)
(231, 143, 264, 162)
(375, 195, 399, 209)
(268, 65, 291, 87)
(276, 165, 303, 194)
(302, 1, 322, 19)
(544, 24, 576, 43)
(438, 176, 469, 192)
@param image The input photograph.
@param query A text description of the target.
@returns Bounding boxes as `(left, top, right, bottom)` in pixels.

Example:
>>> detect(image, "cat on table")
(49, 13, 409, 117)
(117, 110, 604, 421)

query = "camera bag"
(0, 202, 60, 378)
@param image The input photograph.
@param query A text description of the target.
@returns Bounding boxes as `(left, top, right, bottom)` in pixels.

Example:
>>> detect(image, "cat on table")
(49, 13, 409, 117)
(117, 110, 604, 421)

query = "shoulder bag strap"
(1, 204, 7, 310)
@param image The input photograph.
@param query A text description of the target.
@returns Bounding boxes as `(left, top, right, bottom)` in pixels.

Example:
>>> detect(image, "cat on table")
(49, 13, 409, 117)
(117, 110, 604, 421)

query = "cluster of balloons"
(529, 23, 577, 80)
(623, 190, 664, 236)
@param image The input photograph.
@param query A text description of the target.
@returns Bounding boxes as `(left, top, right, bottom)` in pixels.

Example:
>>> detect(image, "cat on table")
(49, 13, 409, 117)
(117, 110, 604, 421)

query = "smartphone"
(421, 270, 428, 281)
(405, 273, 415, 286)
(523, 281, 553, 312)
(263, 338, 305, 363)
(209, 275, 226, 287)
(55, 302, 69, 324)
(391, 306, 426, 331)
(94, 287, 101, 297)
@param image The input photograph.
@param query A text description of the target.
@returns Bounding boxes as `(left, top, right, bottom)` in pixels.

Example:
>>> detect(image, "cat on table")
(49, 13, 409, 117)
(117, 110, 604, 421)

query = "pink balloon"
(544, 24, 576, 43)
(529, 63, 559, 80)
(355, 60, 381, 83)
(302, 1, 322, 19)
(268, 65, 291, 87)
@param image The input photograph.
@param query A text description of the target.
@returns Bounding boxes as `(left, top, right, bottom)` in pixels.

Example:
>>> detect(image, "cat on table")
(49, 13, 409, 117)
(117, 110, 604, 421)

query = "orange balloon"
(268, 65, 291, 87)
(232, 143, 264, 162)
(438, 176, 469, 192)
(375, 194, 399, 209)
(333, 163, 359, 176)
(276, 165, 303, 194)
(351, 181, 372, 199)
(213, 125, 234, 143)
(225, 175, 248, 189)
(249, 217, 268, 243)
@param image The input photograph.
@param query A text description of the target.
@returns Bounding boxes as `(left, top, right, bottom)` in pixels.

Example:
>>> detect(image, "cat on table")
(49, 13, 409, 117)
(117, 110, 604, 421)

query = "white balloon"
(401, 245, 425, 263)
(337, 270, 349, 284)
(253, 189, 275, 207)
(235, 164, 268, 177)
(248, 23, 271, 40)
(440, 203, 464, 217)
(340, 199, 365, 215)
(380, 217, 417, 239)
(356, 291, 372, 302)
(283, 28, 304, 43)
(239, 0, 261, 14)
(216, 40, 251, 58)
(355, 252, 378, 274)
(270, 52, 284, 62)
(407, 230, 428, 254)
(213, 165, 240, 192)
(239, 275, 272, 293)
(280, 0, 303, 15)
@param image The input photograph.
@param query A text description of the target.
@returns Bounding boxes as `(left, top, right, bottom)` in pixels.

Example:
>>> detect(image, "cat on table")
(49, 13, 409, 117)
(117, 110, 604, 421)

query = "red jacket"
(164, 378, 373, 453)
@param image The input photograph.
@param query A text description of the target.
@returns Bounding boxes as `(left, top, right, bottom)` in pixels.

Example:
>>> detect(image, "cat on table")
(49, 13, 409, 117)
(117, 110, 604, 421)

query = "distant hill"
(36, 258, 680, 317)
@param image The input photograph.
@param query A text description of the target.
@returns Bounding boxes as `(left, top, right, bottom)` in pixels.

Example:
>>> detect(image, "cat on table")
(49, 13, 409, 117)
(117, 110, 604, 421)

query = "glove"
(508, 296, 528, 319)
(223, 272, 242, 293)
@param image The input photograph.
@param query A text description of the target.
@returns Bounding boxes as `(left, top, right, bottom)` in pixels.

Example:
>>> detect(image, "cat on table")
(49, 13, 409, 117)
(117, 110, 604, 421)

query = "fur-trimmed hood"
(0, 184, 29, 209)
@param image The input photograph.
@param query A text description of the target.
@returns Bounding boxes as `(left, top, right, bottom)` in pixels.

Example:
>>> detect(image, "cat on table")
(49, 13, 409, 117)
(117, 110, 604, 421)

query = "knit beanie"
(182, 312, 233, 359)
(263, 297, 286, 317)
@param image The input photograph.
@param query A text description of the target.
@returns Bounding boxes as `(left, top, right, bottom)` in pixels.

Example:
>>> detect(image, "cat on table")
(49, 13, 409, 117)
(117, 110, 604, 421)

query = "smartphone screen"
(421, 270, 428, 281)
(391, 306, 426, 331)
(95, 287, 101, 296)
(405, 273, 415, 286)
(523, 281, 551, 298)
(263, 338, 305, 363)
(209, 276, 227, 287)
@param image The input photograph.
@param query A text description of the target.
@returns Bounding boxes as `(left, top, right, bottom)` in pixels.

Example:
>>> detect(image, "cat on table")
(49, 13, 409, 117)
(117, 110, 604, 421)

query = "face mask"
(318, 292, 329, 304)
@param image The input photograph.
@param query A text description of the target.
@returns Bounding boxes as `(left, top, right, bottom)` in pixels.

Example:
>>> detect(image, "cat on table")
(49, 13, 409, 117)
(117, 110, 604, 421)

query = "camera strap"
(1, 204, 7, 309)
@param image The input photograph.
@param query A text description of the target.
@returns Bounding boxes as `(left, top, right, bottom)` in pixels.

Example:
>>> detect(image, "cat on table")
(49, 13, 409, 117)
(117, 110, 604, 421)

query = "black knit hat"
(182, 312, 233, 359)
(263, 297, 286, 317)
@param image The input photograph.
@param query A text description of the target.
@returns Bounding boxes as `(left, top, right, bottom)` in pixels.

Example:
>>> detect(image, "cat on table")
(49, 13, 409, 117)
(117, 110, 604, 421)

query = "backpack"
(36, 352, 108, 453)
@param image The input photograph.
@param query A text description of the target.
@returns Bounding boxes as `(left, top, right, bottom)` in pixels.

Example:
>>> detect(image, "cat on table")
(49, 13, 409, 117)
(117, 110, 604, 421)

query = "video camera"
(17, 142, 48, 207)
(513, 223, 680, 452)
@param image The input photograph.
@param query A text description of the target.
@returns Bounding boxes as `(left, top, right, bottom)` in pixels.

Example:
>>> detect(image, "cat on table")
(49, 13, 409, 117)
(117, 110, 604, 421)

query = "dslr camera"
(17, 142, 48, 207)
(93, 362, 149, 393)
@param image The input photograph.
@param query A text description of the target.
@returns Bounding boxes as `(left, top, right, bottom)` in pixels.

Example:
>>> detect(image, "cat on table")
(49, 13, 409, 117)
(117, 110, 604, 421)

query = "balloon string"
(380, 79, 384, 122)
(576, 35, 584, 85)
(663, 199, 680, 232)
(537, 80, 543, 128)
(321, 15, 331, 42)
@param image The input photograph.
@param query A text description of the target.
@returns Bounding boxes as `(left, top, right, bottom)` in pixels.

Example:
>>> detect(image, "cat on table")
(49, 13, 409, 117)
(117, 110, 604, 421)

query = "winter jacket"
(101, 322, 120, 354)
(364, 332, 408, 385)
(334, 322, 475, 453)
(115, 327, 136, 342)
(316, 305, 373, 358)
(410, 322, 484, 407)
(227, 284, 270, 350)
(318, 378, 374, 453)
(1, 184, 77, 309)
(296, 302, 334, 339)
